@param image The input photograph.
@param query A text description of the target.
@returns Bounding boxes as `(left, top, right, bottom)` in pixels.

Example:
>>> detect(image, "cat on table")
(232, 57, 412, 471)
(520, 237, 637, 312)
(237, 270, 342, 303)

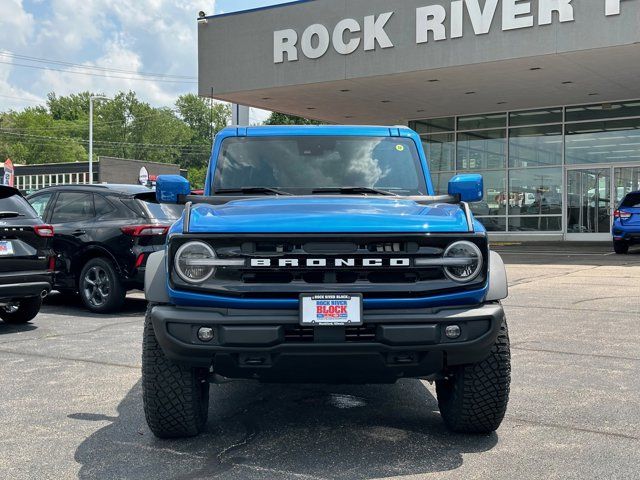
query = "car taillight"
(48, 256, 56, 271)
(34, 225, 55, 237)
(614, 210, 632, 219)
(120, 225, 170, 236)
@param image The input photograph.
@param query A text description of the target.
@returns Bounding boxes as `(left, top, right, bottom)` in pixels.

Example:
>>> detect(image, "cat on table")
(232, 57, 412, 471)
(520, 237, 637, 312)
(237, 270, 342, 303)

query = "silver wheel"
(3, 302, 20, 314)
(82, 266, 111, 308)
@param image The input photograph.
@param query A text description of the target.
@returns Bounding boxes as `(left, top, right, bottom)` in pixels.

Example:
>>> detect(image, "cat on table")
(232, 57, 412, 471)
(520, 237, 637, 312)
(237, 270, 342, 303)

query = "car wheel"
(142, 304, 210, 438)
(79, 258, 126, 313)
(436, 317, 511, 434)
(613, 241, 629, 255)
(0, 296, 42, 324)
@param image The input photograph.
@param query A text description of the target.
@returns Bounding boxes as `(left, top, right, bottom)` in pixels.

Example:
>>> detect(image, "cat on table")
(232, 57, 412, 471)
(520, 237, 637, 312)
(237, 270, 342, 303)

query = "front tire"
(79, 258, 126, 313)
(613, 241, 629, 255)
(0, 296, 42, 324)
(142, 307, 210, 438)
(436, 318, 511, 434)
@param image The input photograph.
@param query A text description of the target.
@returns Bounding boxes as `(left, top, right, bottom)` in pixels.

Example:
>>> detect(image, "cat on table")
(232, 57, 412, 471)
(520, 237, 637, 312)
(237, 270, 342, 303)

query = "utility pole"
(88, 95, 110, 184)
(210, 87, 214, 148)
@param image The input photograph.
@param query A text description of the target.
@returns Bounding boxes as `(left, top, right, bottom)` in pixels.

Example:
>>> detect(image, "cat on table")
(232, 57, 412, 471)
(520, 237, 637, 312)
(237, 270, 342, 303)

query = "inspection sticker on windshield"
(0, 241, 14, 256)
(300, 294, 363, 326)
(395, 144, 405, 152)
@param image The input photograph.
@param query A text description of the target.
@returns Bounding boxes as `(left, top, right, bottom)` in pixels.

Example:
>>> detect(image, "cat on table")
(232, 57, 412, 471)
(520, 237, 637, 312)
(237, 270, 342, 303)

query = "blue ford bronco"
(142, 125, 510, 438)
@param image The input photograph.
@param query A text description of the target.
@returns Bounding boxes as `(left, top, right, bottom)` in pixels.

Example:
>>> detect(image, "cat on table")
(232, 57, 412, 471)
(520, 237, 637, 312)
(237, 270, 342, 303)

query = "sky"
(0, 0, 293, 121)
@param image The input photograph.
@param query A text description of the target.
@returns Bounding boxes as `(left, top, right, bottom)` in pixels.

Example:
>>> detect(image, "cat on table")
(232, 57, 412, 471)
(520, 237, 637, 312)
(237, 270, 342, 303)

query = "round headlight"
(443, 241, 483, 283)
(175, 241, 216, 284)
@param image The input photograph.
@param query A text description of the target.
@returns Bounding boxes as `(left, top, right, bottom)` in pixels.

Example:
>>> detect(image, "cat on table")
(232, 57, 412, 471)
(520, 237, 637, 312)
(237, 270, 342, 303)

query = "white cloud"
(0, 0, 35, 49)
(0, 0, 218, 111)
(0, 55, 46, 110)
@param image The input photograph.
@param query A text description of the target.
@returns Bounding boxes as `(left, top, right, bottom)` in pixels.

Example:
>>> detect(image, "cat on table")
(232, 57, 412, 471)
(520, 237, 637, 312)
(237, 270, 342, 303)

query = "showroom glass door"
(566, 167, 612, 240)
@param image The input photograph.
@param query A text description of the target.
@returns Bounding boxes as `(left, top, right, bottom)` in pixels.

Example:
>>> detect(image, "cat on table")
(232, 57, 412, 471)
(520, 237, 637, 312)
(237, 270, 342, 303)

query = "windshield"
(212, 136, 427, 195)
(138, 200, 184, 221)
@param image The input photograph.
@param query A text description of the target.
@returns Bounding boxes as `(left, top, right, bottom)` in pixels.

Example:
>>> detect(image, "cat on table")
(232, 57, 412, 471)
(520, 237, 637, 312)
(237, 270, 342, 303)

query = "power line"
(0, 61, 198, 85)
(0, 52, 197, 80)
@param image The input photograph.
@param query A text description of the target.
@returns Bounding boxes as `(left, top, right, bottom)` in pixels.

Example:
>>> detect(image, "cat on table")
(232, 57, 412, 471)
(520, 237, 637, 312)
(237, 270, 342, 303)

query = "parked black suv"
(0, 186, 54, 324)
(27, 185, 182, 313)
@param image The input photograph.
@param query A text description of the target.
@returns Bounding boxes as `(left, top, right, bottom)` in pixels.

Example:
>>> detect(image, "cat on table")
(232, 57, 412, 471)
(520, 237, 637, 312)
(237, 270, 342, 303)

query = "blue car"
(613, 190, 640, 254)
(142, 126, 510, 438)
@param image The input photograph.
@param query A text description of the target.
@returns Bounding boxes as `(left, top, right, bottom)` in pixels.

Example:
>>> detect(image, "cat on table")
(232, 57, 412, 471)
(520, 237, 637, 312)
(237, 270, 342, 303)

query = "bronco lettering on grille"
(250, 258, 412, 268)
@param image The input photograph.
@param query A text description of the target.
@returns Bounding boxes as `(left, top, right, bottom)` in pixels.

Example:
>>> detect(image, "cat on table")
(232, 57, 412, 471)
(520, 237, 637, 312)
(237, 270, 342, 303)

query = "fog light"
(445, 325, 461, 339)
(197, 327, 215, 342)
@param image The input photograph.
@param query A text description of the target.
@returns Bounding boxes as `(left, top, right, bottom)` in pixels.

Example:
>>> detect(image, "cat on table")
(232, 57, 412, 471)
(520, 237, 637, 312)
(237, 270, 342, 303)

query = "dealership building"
(200, 0, 640, 241)
(1, 157, 184, 194)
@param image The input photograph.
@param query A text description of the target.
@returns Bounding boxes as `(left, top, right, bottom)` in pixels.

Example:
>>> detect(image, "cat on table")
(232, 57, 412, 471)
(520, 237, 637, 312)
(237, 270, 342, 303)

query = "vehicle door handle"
(72, 230, 86, 237)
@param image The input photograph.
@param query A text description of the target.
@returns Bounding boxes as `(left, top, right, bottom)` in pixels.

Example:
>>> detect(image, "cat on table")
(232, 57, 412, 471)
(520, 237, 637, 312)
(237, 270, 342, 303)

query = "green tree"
(264, 112, 322, 125)
(188, 165, 209, 189)
(0, 90, 232, 171)
(0, 108, 86, 164)
(176, 94, 230, 144)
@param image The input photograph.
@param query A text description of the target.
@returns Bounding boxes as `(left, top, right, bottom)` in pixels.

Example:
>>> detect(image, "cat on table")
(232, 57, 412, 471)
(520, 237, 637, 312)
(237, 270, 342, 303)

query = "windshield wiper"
(215, 187, 293, 196)
(0, 211, 24, 219)
(312, 187, 399, 197)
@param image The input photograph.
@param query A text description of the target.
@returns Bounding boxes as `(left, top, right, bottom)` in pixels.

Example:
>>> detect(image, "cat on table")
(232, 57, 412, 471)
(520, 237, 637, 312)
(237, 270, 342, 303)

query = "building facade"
(2, 157, 184, 194)
(199, 0, 640, 240)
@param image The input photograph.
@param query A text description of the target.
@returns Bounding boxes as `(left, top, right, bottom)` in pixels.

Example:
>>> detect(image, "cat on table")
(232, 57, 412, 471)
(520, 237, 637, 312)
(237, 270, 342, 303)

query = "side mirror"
(156, 175, 191, 204)
(448, 174, 484, 203)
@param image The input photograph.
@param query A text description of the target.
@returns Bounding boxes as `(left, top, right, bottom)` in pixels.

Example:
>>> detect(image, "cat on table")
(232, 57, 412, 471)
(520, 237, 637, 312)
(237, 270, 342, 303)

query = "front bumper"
(149, 302, 505, 383)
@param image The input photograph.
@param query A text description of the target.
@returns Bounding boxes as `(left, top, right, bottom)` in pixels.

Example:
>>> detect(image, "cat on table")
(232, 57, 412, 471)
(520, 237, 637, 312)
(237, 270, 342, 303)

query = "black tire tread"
(436, 318, 511, 434)
(613, 241, 629, 255)
(142, 305, 209, 438)
(0, 296, 42, 324)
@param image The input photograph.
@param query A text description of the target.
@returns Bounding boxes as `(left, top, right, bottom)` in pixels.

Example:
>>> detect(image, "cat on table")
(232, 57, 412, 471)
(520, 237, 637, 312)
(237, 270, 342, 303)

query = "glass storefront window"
(565, 118, 640, 165)
(614, 166, 640, 204)
(421, 133, 455, 172)
(413, 99, 640, 236)
(510, 108, 562, 127)
(458, 113, 506, 131)
(566, 101, 640, 122)
(477, 217, 507, 232)
(430, 172, 455, 196)
(509, 125, 563, 167)
(459, 170, 506, 216)
(509, 168, 562, 216)
(509, 217, 562, 232)
(411, 117, 455, 134)
(457, 130, 506, 170)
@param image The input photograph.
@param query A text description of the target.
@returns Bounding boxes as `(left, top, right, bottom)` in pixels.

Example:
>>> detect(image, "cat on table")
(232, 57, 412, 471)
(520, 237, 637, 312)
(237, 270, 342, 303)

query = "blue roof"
(218, 125, 415, 137)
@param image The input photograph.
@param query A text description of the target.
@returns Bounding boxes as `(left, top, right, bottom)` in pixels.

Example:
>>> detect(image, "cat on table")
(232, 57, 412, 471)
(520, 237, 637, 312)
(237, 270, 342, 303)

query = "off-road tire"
(613, 241, 629, 255)
(79, 257, 126, 314)
(0, 296, 42, 324)
(142, 305, 210, 438)
(436, 317, 511, 434)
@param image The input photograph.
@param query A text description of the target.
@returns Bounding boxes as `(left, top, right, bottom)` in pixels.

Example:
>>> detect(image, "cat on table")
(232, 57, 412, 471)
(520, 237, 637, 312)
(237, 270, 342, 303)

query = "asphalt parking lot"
(1, 243, 639, 480)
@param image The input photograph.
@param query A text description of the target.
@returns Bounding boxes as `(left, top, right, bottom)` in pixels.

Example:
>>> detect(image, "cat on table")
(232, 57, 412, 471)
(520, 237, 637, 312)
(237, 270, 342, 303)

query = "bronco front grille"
(169, 233, 488, 299)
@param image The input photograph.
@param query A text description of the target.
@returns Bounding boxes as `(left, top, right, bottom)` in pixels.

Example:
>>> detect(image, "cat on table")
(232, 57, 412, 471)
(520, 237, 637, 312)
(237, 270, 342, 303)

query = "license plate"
(0, 241, 14, 256)
(300, 294, 363, 326)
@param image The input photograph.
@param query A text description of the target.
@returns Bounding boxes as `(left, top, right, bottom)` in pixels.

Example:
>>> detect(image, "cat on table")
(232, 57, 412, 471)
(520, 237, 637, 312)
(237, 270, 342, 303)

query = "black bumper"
(149, 303, 505, 383)
(0, 271, 52, 302)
